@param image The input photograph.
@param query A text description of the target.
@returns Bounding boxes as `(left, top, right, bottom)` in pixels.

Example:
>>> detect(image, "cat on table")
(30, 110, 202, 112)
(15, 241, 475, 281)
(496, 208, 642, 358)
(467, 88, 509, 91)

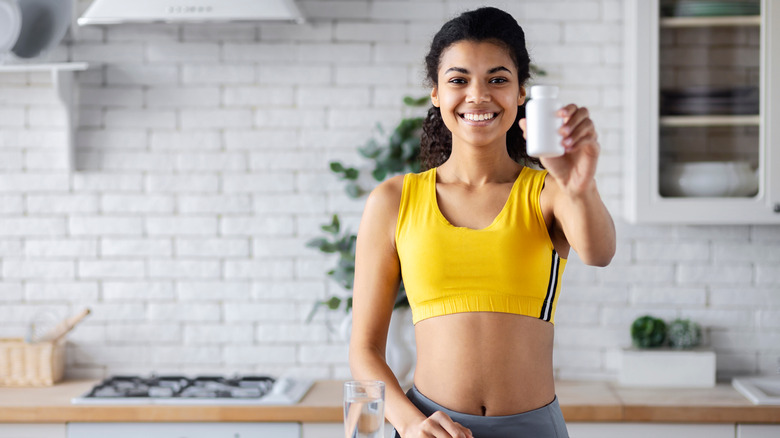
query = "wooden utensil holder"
(0, 338, 65, 387)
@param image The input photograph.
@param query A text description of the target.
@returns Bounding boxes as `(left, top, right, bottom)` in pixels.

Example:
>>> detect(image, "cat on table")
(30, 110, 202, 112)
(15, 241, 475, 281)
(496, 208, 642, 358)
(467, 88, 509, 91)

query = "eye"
(490, 77, 508, 84)
(448, 78, 466, 84)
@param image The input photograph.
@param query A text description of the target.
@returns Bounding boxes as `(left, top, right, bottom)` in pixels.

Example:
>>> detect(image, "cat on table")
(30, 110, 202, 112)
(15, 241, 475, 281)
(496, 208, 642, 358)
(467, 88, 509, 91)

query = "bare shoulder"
(364, 174, 405, 217)
(360, 174, 406, 245)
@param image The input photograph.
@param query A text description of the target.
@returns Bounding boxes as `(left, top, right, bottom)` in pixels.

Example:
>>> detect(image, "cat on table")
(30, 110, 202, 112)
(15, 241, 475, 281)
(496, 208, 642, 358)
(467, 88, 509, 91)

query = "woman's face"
(431, 40, 526, 151)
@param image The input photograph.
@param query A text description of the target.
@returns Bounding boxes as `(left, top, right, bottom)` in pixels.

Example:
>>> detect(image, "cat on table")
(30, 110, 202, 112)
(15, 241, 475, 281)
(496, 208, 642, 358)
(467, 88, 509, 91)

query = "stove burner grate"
(85, 374, 276, 399)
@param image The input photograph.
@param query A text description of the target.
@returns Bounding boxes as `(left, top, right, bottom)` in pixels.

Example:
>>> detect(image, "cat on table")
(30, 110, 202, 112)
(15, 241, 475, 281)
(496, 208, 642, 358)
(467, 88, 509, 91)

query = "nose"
(466, 81, 490, 103)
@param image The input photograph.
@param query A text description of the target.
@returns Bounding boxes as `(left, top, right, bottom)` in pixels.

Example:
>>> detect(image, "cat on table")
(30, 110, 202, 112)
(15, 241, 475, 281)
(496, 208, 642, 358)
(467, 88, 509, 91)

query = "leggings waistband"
(395, 386, 569, 438)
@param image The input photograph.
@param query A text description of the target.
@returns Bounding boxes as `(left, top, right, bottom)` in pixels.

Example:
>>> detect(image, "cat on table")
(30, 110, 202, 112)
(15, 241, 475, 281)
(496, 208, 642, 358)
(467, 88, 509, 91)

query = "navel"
(481, 405, 487, 416)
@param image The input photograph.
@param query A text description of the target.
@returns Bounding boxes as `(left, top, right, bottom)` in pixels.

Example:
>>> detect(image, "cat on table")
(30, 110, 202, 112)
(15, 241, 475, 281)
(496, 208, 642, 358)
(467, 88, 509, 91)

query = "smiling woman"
(349, 6, 616, 438)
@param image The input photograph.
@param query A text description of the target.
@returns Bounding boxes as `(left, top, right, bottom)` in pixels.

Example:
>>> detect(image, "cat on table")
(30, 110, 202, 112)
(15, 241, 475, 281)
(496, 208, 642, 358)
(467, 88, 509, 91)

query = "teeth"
(463, 113, 495, 121)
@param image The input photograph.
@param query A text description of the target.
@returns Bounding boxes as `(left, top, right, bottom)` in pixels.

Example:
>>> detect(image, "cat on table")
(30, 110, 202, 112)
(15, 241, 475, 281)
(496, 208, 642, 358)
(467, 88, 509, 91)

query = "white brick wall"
(0, 0, 776, 381)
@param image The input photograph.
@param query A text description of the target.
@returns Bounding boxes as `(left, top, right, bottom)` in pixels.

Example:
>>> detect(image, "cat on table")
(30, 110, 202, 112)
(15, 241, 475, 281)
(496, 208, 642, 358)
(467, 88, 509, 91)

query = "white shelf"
(0, 62, 89, 171)
(0, 62, 88, 72)
(659, 115, 761, 127)
(660, 15, 761, 28)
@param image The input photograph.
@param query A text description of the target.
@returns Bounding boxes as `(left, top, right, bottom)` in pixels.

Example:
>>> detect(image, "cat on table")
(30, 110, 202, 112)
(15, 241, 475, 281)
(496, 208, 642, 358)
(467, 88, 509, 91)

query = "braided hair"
(420, 7, 541, 171)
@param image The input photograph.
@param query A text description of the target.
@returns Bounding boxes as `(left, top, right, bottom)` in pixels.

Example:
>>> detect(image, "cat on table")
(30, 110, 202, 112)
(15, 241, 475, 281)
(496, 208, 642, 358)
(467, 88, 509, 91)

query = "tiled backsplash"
(0, 0, 777, 381)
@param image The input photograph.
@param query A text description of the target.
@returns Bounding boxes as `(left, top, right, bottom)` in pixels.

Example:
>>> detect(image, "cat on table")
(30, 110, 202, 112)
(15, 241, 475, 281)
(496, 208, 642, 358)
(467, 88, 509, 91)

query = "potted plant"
(304, 96, 429, 387)
(619, 315, 715, 388)
(305, 95, 428, 321)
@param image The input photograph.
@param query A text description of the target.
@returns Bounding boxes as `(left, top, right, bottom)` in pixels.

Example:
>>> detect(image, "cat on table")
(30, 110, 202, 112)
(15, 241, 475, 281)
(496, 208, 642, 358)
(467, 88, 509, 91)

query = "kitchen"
(0, 0, 779, 437)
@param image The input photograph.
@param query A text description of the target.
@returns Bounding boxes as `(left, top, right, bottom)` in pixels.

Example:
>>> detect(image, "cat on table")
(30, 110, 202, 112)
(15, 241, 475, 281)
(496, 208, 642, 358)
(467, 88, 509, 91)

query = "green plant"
(306, 96, 428, 321)
(667, 318, 702, 349)
(630, 315, 667, 348)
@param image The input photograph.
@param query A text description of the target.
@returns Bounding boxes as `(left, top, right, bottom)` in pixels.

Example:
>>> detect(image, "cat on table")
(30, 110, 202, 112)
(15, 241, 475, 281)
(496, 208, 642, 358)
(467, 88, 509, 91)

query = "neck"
(439, 138, 521, 186)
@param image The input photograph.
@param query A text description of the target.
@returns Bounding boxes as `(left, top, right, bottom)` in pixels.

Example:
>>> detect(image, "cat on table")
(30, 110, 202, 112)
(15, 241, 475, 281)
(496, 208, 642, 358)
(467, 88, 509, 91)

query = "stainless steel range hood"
(78, 0, 304, 25)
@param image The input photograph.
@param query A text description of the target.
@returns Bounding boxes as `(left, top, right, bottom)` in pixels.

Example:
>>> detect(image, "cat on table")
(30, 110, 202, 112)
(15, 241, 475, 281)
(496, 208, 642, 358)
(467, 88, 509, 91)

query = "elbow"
(579, 242, 616, 267)
(587, 254, 613, 267)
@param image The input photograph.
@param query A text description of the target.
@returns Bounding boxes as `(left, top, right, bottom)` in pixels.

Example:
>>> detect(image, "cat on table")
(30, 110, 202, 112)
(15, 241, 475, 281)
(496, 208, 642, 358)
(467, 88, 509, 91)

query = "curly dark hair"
(420, 7, 540, 171)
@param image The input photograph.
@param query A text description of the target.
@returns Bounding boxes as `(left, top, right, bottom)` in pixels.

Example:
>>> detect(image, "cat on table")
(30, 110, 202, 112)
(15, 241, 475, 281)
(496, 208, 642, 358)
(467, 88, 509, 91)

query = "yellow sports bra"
(395, 167, 566, 325)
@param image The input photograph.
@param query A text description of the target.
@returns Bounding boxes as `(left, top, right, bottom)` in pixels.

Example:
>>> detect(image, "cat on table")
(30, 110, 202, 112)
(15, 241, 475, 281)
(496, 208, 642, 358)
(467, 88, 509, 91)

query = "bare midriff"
(412, 311, 555, 417)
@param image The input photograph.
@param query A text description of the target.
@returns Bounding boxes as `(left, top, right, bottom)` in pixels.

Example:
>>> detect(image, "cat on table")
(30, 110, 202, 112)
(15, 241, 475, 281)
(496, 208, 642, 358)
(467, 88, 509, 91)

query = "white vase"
(339, 308, 416, 389)
(338, 312, 352, 342)
(386, 307, 415, 389)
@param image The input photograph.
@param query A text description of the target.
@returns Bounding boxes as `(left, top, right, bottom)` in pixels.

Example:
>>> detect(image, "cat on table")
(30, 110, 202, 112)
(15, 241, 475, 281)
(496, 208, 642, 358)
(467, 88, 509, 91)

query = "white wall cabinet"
(624, 0, 780, 223)
(302, 422, 395, 438)
(737, 424, 780, 438)
(0, 424, 66, 438)
(566, 422, 735, 438)
(2, 421, 777, 438)
(66, 422, 300, 438)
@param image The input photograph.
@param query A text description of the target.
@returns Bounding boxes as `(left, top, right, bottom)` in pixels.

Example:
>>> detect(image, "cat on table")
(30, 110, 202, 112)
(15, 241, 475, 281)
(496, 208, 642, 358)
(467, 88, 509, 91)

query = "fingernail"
(564, 138, 573, 146)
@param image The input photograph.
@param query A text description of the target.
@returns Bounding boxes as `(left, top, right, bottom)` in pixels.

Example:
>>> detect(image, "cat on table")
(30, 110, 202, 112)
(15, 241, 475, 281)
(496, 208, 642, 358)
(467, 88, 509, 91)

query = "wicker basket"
(0, 338, 65, 387)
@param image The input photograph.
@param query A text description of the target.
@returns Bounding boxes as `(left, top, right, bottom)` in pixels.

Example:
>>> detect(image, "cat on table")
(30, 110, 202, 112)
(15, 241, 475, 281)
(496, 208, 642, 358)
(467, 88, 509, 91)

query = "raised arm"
(521, 104, 616, 266)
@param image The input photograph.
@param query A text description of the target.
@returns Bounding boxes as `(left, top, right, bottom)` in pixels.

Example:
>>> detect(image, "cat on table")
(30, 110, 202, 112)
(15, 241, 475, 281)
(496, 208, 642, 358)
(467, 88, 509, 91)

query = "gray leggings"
(393, 386, 569, 438)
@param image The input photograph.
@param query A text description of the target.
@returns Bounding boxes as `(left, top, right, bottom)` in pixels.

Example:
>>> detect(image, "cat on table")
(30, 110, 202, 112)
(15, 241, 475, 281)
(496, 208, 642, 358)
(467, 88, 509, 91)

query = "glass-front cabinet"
(625, 0, 780, 223)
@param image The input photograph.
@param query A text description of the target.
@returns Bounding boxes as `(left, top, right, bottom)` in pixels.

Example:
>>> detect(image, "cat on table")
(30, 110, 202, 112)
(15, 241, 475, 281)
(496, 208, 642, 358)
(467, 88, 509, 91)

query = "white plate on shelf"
(0, 0, 22, 53)
(11, 0, 72, 59)
(660, 161, 758, 198)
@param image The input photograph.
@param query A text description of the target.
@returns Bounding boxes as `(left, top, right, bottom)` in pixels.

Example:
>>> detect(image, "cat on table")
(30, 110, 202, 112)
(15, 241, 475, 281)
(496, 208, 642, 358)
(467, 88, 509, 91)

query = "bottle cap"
(530, 85, 559, 98)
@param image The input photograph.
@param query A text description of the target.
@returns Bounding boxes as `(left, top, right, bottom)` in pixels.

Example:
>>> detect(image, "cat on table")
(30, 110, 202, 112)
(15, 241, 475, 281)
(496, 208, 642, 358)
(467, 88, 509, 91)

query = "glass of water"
(344, 380, 385, 438)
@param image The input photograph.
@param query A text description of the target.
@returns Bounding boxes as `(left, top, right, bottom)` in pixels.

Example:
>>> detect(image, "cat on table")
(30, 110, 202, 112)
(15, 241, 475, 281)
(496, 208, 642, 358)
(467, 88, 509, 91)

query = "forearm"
(559, 179, 616, 266)
(349, 346, 426, 437)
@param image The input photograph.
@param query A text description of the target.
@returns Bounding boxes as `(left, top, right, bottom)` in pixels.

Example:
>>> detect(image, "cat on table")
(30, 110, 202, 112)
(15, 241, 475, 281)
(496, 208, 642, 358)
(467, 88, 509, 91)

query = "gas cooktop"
(71, 374, 314, 405)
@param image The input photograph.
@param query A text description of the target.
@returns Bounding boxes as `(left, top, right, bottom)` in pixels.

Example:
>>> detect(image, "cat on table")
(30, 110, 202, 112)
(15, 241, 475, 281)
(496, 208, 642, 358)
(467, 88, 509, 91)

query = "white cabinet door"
(737, 424, 780, 438)
(67, 422, 300, 438)
(566, 422, 735, 438)
(302, 422, 395, 438)
(0, 424, 66, 438)
(624, 0, 780, 224)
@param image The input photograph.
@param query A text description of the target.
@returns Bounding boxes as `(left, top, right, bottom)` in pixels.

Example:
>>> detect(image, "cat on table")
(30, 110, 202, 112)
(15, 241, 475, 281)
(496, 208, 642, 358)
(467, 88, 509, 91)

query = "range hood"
(78, 0, 304, 25)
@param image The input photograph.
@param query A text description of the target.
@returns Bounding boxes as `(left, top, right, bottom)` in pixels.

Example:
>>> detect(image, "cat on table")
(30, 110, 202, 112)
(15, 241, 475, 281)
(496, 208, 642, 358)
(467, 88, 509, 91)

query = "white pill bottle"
(525, 85, 564, 158)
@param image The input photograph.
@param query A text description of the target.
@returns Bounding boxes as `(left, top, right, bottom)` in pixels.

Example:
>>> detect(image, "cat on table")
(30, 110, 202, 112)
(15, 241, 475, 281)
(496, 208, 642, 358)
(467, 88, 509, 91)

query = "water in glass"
(344, 381, 385, 438)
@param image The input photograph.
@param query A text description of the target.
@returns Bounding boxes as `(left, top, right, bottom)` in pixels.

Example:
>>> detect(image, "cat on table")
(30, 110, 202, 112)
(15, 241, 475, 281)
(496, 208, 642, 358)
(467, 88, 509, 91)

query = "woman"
(349, 7, 616, 438)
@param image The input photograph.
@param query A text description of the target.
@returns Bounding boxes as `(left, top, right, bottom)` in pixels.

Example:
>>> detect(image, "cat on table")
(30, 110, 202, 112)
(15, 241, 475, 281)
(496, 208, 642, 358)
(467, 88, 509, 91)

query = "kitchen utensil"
(0, 0, 22, 53)
(26, 308, 62, 343)
(11, 0, 72, 59)
(38, 308, 90, 343)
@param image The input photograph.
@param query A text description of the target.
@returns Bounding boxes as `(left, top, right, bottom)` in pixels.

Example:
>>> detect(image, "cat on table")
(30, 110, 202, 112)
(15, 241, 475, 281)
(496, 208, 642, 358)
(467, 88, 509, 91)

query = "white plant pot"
(386, 307, 415, 390)
(339, 308, 416, 390)
(618, 347, 716, 388)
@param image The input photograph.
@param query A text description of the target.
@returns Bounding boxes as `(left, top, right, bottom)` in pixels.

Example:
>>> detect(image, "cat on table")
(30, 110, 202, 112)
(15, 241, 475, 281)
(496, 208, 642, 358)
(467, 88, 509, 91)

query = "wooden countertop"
(1, 379, 778, 423)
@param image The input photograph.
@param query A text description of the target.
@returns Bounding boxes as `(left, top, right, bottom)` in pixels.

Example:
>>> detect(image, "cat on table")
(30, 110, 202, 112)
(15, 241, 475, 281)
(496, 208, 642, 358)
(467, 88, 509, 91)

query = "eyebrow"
(444, 66, 512, 75)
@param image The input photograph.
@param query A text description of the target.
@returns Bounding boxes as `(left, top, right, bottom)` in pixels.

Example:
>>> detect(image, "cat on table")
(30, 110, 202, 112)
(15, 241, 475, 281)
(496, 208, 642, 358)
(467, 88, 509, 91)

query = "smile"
(460, 112, 498, 122)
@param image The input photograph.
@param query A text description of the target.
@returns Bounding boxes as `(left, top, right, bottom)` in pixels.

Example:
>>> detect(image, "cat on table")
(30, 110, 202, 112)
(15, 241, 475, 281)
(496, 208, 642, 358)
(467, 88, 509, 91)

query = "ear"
(430, 87, 440, 107)
(518, 86, 527, 106)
